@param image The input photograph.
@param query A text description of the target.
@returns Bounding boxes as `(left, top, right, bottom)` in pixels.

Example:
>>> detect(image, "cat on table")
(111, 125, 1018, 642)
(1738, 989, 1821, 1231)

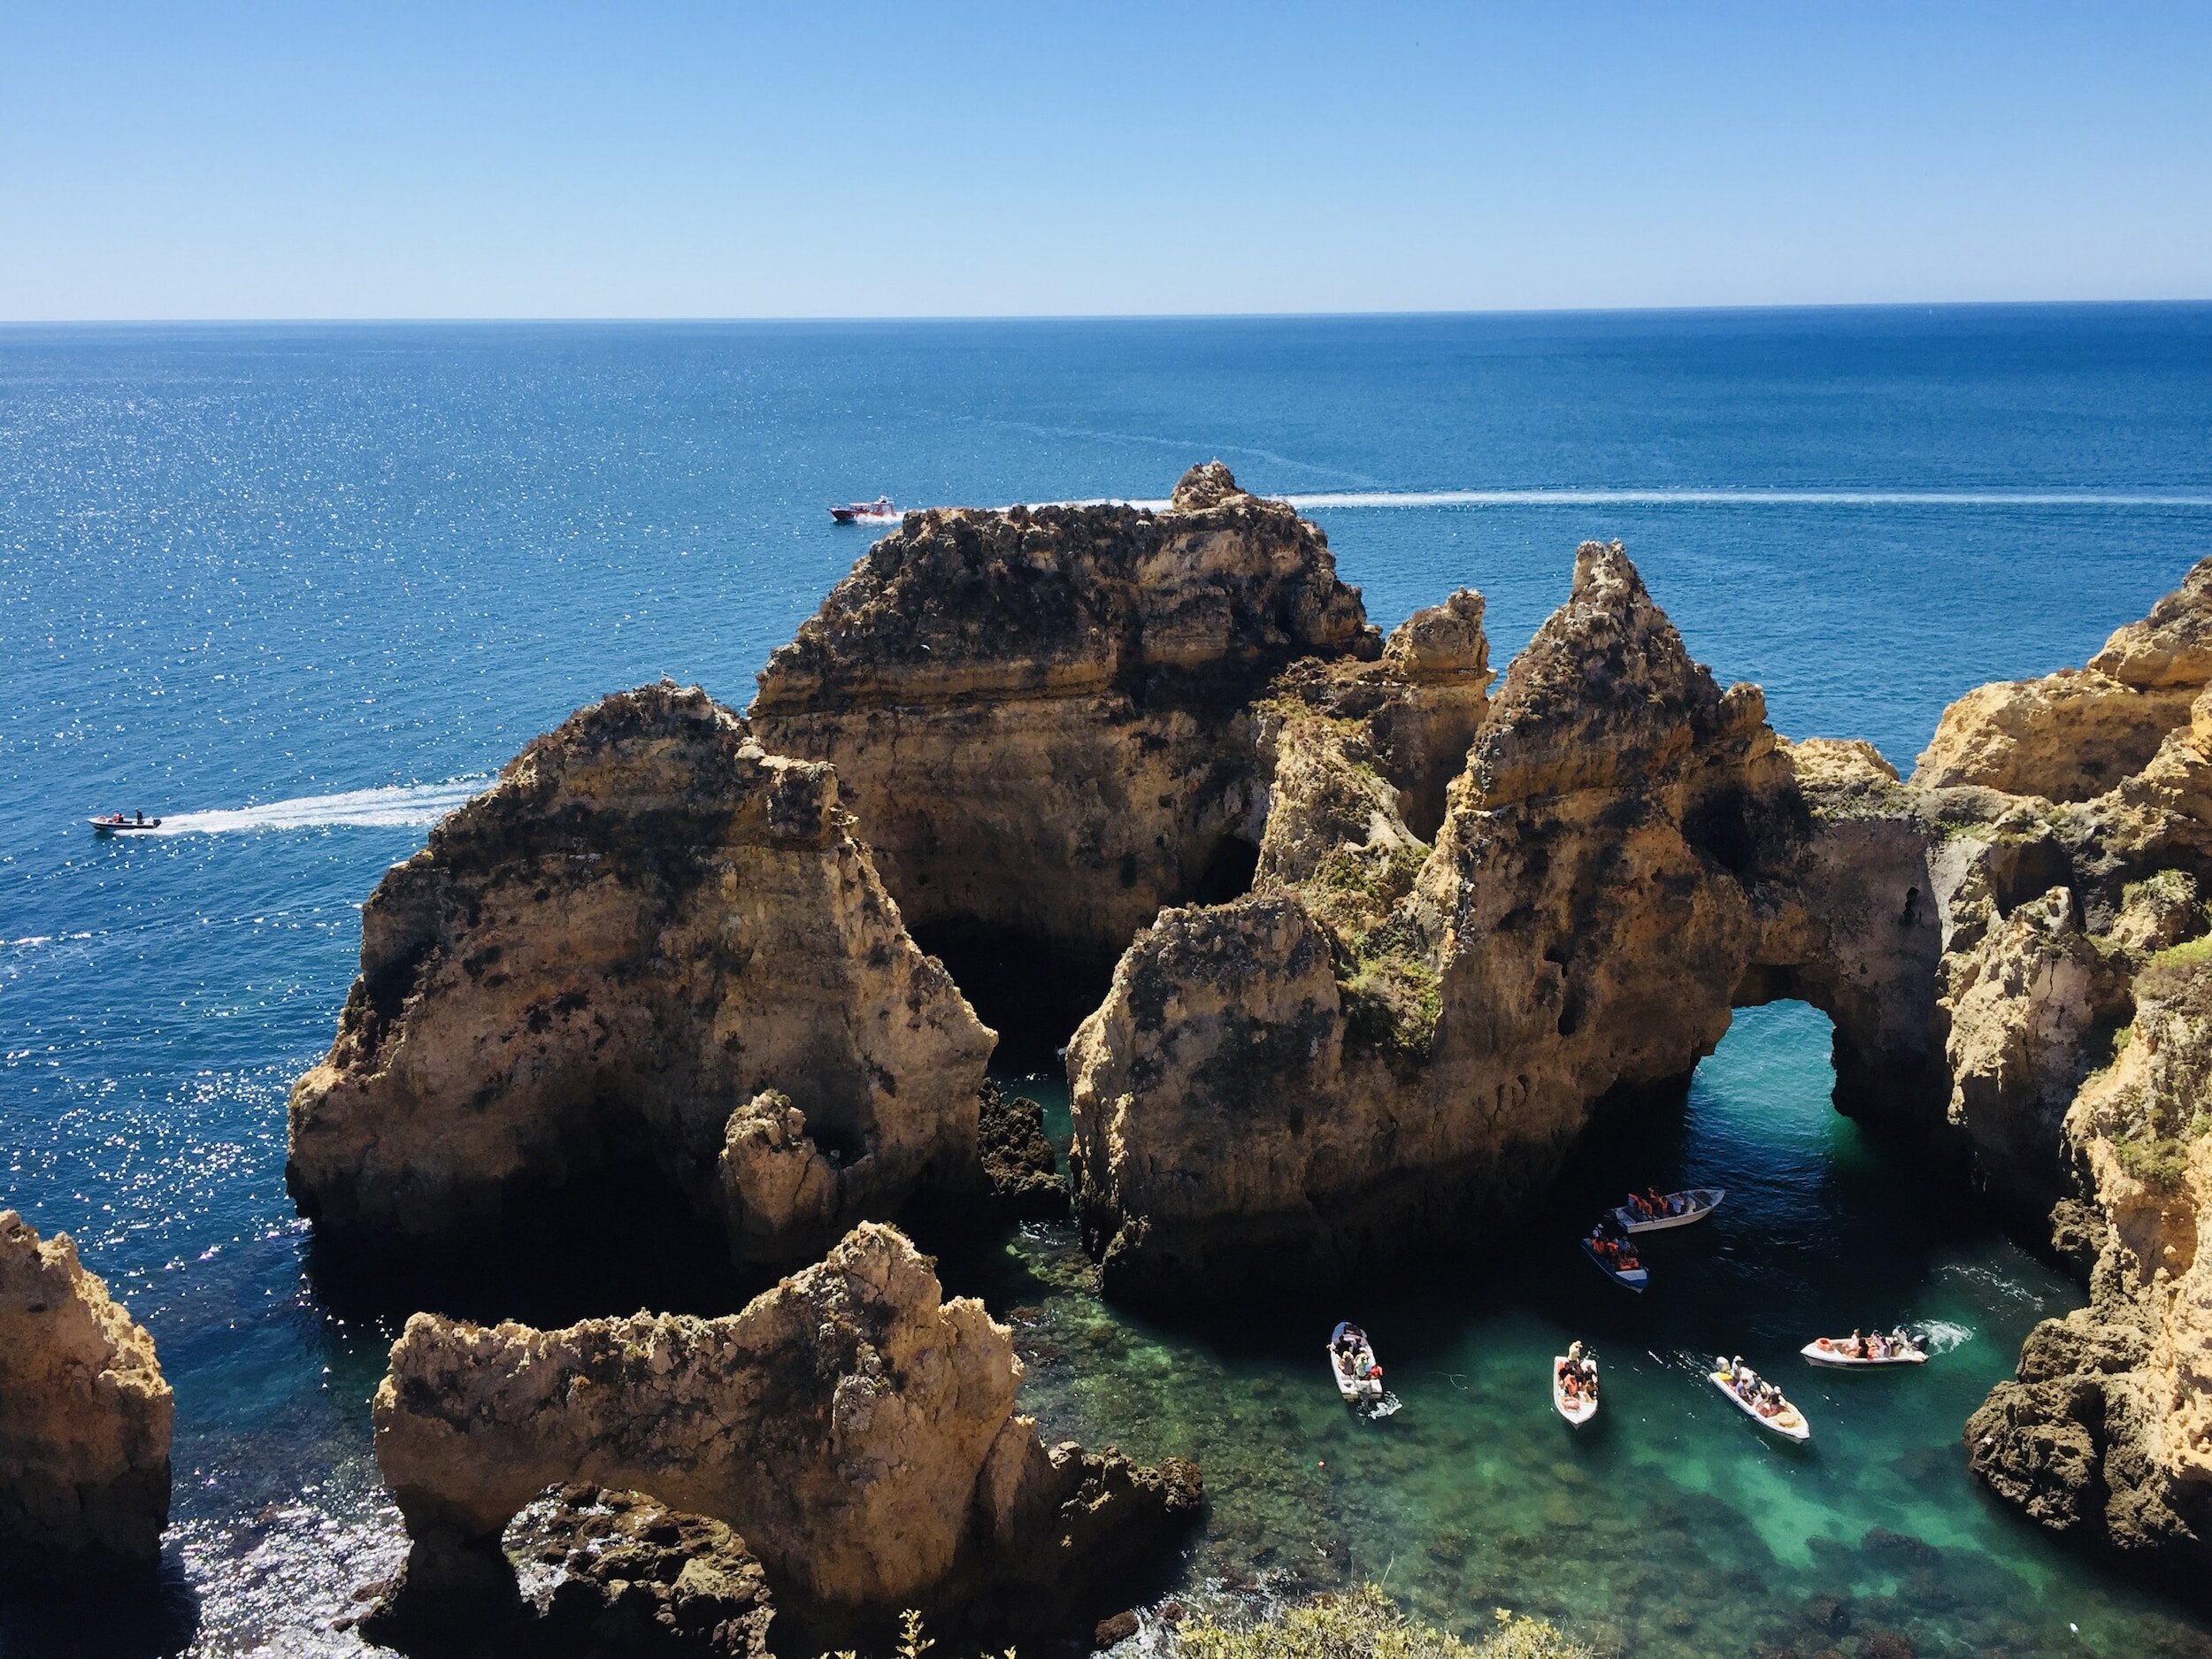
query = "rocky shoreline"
(8, 461, 2212, 1640)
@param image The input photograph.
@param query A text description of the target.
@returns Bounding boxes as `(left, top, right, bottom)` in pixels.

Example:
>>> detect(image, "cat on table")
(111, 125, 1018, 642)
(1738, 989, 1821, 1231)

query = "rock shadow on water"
(301, 1155, 781, 1331)
(0, 1552, 201, 1659)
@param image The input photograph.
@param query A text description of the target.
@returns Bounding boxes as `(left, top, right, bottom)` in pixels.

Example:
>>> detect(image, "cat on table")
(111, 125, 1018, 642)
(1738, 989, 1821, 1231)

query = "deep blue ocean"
(4, 306, 2212, 1656)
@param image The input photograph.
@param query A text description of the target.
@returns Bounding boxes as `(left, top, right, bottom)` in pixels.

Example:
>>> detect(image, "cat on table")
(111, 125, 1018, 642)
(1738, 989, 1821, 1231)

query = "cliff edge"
(0, 1211, 173, 1584)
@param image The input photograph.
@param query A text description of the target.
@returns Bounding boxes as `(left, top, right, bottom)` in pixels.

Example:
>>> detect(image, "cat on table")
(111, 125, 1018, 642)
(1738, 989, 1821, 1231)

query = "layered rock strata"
(287, 682, 993, 1267)
(369, 1223, 1197, 1640)
(749, 464, 1488, 1016)
(0, 1211, 173, 1583)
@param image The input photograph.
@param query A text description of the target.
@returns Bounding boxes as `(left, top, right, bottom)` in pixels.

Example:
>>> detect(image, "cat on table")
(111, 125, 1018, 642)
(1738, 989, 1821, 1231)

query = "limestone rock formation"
(369, 1223, 1197, 1641)
(1915, 555, 2212, 800)
(287, 682, 994, 1268)
(512, 1486, 775, 1658)
(1967, 947, 2212, 1571)
(0, 1211, 173, 1584)
(749, 465, 1415, 1016)
(1070, 541, 1822, 1299)
(977, 1080, 1068, 1221)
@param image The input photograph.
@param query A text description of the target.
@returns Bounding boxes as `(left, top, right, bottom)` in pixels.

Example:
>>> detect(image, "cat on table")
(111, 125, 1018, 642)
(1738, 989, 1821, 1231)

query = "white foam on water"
(1920, 1318, 1976, 1354)
(150, 777, 492, 836)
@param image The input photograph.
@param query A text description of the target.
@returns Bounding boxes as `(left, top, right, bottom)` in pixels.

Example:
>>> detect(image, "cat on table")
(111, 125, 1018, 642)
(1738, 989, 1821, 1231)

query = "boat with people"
(1327, 1320, 1386, 1405)
(828, 495, 898, 525)
(1609, 1187, 1725, 1233)
(1801, 1327, 1927, 1368)
(89, 811, 162, 834)
(1709, 1356, 1811, 1441)
(1580, 1230, 1647, 1291)
(1553, 1342, 1599, 1426)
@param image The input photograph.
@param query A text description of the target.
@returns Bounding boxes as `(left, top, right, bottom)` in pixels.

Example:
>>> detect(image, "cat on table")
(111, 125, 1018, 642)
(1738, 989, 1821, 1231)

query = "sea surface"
(4, 306, 2212, 1657)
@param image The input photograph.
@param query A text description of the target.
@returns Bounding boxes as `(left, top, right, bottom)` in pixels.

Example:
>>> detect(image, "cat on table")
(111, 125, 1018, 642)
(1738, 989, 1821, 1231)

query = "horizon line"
(4, 296, 2212, 329)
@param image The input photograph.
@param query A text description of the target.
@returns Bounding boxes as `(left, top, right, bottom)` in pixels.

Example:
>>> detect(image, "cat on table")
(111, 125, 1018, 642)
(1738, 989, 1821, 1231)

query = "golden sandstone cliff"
(1067, 540, 1943, 1299)
(277, 467, 2212, 1611)
(286, 681, 993, 1267)
(0, 1210, 173, 1583)
(749, 463, 1467, 1023)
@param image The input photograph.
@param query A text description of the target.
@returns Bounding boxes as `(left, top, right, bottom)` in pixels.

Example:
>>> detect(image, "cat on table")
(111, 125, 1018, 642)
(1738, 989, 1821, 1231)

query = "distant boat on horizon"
(829, 495, 898, 525)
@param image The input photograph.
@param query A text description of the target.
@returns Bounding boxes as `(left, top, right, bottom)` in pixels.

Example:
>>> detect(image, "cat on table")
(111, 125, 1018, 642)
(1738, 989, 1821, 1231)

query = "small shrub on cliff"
(2146, 932, 2212, 978)
(2115, 1133, 2193, 1193)
(1172, 1586, 1590, 1659)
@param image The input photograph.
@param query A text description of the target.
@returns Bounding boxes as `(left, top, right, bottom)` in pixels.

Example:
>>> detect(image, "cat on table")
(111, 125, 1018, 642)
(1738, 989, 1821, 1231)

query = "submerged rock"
(286, 681, 993, 1268)
(0, 1211, 173, 1585)
(368, 1223, 1197, 1643)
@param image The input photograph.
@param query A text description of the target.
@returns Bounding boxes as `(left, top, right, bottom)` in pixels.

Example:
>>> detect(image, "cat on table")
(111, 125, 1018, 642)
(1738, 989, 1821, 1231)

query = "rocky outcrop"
(511, 1486, 775, 1658)
(1967, 947, 2212, 1576)
(1069, 541, 1823, 1299)
(369, 1224, 1197, 1642)
(1915, 555, 2212, 800)
(749, 466, 1478, 1017)
(977, 1081, 1068, 1221)
(287, 682, 993, 1267)
(0, 1211, 173, 1584)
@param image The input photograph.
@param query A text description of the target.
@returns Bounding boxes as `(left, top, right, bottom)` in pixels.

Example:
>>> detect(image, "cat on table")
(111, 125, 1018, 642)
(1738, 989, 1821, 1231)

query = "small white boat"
(1609, 1187, 1724, 1233)
(89, 814, 162, 834)
(1801, 1334, 1927, 1369)
(1580, 1237, 1647, 1292)
(1709, 1365, 1811, 1442)
(1328, 1321, 1384, 1404)
(828, 495, 898, 525)
(1553, 1355, 1598, 1426)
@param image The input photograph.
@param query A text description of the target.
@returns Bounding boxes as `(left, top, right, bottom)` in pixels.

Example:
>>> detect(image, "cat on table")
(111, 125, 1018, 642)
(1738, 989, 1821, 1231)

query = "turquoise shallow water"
(4, 309, 2212, 1654)
(963, 1005, 2139, 1657)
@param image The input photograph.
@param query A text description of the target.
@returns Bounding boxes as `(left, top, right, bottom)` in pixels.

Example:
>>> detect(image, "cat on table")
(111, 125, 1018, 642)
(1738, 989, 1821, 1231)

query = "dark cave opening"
(911, 919, 1120, 1071)
(1193, 834, 1261, 905)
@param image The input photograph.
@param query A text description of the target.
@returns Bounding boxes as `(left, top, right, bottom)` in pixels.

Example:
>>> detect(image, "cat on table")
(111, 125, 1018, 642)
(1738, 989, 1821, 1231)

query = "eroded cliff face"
(369, 1223, 1197, 1642)
(0, 1211, 173, 1583)
(1967, 950, 2212, 1571)
(749, 465, 1435, 1018)
(287, 681, 994, 1267)
(1069, 542, 1824, 1299)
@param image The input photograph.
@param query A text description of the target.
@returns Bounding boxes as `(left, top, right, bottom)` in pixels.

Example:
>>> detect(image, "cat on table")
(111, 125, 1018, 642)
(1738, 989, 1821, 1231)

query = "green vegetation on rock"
(1174, 1586, 1592, 1659)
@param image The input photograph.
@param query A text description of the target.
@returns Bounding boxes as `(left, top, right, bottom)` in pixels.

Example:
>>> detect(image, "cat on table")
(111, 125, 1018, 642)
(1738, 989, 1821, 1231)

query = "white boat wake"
(150, 778, 492, 836)
(1045, 488, 2212, 511)
(1919, 1319, 1975, 1354)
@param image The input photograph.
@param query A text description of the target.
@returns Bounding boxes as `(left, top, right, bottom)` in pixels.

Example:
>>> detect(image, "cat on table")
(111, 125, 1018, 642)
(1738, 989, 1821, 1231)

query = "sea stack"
(366, 1222, 1199, 1645)
(285, 680, 995, 1268)
(0, 1211, 173, 1585)
(749, 463, 1404, 1018)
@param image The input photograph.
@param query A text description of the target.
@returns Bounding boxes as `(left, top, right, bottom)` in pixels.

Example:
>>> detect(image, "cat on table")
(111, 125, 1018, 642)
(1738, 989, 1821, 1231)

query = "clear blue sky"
(4, 2, 2208, 319)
